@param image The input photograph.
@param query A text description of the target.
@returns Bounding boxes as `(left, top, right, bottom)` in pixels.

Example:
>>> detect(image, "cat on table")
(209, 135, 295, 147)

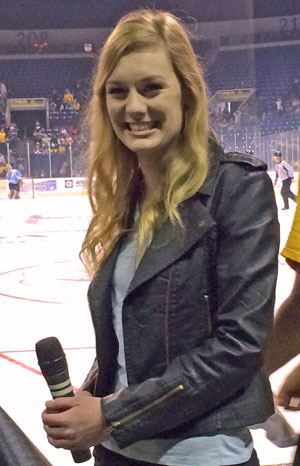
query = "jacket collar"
(197, 135, 222, 197)
(127, 193, 216, 295)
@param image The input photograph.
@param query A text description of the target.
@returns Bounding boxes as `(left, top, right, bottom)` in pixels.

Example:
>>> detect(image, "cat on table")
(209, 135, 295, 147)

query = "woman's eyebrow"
(106, 80, 124, 86)
(140, 75, 165, 82)
(106, 75, 165, 86)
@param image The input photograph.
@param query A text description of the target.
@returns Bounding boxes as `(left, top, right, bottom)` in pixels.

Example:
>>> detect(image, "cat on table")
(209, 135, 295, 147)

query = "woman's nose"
(126, 89, 146, 114)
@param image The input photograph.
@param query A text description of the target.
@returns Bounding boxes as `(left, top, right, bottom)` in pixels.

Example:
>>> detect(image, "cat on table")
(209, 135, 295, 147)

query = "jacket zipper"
(203, 294, 212, 334)
(105, 384, 184, 435)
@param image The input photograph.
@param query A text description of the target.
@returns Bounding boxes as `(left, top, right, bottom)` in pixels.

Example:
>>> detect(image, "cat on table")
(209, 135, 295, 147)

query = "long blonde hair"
(80, 9, 210, 274)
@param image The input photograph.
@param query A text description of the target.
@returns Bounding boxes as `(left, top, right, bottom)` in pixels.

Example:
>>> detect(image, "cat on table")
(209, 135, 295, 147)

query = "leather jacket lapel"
(88, 241, 121, 320)
(127, 195, 216, 295)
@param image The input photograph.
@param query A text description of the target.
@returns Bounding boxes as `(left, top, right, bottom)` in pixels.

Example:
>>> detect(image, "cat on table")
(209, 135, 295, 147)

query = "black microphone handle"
(43, 367, 74, 399)
(39, 361, 91, 463)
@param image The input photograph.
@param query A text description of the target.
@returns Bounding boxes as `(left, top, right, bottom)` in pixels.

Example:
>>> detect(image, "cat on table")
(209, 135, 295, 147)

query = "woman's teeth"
(127, 122, 155, 131)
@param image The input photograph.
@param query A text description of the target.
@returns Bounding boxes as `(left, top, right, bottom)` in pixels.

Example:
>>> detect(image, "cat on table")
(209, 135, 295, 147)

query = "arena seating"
(1, 42, 300, 170)
(0, 58, 93, 97)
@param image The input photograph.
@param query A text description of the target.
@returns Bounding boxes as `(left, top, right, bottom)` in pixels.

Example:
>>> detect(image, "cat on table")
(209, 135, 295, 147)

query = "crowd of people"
(210, 77, 300, 132)
(0, 118, 87, 178)
(49, 86, 85, 113)
(0, 79, 90, 178)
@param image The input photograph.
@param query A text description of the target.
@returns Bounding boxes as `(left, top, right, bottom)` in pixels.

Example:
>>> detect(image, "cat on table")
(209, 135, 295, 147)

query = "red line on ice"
(0, 353, 79, 391)
(0, 353, 42, 375)
(0, 292, 61, 304)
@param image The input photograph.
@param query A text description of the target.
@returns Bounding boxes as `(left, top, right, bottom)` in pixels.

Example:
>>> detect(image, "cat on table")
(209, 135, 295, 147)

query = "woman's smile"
(125, 121, 158, 136)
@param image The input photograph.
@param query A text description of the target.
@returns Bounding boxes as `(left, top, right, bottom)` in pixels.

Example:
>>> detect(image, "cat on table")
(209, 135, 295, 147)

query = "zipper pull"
(105, 384, 184, 435)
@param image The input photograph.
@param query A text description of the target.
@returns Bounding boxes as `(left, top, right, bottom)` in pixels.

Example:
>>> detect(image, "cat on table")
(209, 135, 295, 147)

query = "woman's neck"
(138, 156, 164, 205)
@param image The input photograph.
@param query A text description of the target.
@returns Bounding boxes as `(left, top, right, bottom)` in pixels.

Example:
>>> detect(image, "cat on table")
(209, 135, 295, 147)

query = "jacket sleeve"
(101, 164, 279, 447)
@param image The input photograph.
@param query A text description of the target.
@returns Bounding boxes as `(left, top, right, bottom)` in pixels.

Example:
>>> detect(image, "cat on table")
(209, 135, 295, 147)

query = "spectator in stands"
(57, 138, 67, 154)
(63, 88, 74, 110)
(33, 141, 44, 155)
(49, 88, 61, 111)
(6, 163, 22, 199)
(33, 121, 44, 143)
(72, 98, 81, 111)
(33, 141, 46, 177)
(59, 126, 68, 137)
(51, 126, 60, 141)
(0, 125, 7, 154)
(68, 125, 76, 138)
(50, 142, 58, 154)
(49, 99, 56, 113)
(64, 131, 73, 146)
(7, 123, 18, 151)
(273, 151, 297, 210)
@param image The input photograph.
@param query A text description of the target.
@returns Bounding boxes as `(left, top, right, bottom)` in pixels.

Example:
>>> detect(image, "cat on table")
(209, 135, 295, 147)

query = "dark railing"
(0, 406, 53, 466)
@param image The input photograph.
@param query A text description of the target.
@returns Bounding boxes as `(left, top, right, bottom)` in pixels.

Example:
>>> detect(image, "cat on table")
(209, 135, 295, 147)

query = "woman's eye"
(107, 88, 127, 96)
(143, 83, 163, 95)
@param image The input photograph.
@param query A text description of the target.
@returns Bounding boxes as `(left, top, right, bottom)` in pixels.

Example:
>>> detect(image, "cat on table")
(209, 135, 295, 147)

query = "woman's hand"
(42, 390, 109, 450)
(276, 364, 300, 409)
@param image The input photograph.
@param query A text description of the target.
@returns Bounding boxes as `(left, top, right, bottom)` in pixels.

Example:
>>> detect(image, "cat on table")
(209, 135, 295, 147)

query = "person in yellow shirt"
(63, 89, 74, 110)
(72, 99, 80, 111)
(0, 126, 6, 143)
(281, 177, 300, 269)
(0, 126, 7, 155)
(264, 175, 300, 407)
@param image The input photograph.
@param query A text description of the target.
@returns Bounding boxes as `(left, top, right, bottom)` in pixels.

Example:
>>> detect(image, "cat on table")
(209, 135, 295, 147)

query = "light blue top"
(102, 216, 253, 465)
(6, 168, 22, 184)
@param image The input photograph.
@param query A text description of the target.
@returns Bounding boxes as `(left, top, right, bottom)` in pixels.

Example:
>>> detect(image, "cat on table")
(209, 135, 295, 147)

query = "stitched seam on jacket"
(165, 266, 174, 366)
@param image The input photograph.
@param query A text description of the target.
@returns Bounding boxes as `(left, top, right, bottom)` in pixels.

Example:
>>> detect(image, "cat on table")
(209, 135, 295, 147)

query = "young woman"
(42, 10, 279, 466)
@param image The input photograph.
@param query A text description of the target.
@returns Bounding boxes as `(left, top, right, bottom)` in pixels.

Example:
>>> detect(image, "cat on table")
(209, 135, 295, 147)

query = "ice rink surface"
(0, 189, 298, 466)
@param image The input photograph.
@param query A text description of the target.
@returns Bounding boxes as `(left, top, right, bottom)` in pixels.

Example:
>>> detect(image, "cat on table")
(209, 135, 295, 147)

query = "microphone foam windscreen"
(36, 337, 66, 375)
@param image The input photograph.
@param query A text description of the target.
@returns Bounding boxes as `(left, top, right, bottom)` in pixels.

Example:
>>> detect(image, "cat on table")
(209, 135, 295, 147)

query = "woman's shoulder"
(220, 151, 267, 171)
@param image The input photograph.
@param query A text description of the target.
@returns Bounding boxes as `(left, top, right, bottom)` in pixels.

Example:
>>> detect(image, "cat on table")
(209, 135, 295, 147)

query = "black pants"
(281, 178, 297, 209)
(94, 445, 260, 466)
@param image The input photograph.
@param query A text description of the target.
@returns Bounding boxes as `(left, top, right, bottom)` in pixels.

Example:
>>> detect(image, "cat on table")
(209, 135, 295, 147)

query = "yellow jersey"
(63, 92, 74, 104)
(0, 130, 6, 143)
(281, 175, 300, 264)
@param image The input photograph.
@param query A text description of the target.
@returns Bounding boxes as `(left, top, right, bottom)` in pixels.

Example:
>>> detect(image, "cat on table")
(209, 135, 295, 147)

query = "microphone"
(36, 336, 91, 464)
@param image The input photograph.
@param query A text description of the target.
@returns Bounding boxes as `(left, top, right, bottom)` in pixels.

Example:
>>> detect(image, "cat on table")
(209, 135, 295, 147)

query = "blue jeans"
(94, 446, 260, 466)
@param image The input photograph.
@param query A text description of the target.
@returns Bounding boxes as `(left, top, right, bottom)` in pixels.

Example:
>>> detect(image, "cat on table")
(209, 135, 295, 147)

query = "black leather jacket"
(86, 146, 279, 450)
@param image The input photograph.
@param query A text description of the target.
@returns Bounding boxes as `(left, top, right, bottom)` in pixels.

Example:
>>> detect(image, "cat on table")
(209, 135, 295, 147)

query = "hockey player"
(6, 163, 22, 199)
